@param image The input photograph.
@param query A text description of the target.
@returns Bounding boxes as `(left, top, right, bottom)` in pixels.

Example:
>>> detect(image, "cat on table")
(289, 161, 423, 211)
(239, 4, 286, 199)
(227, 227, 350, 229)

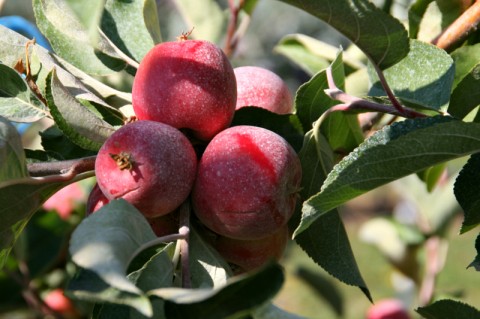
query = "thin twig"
(324, 66, 427, 119)
(433, 1, 480, 51)
(224, 0, 245, 57)
(419, 236, 445, 306)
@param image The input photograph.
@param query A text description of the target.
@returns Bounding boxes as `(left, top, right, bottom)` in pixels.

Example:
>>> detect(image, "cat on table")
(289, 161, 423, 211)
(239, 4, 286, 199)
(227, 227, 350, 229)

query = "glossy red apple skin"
(234, 66, 293, 114)
(95, 121, 197, 218)
(367, 299, 411, 319)
(192, 125, 301, 240)
(132, 39, 237, 141)
(213, 226, 289, 273)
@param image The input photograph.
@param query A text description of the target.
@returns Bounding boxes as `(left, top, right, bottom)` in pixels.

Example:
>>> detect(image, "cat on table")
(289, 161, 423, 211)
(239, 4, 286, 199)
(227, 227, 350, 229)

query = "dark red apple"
(95, 120, 197, 218)
(85, 183, 109, 216)
(234, 66, 293, 114)
(192, 125, 301, 240)
(132, 39, 237, 141)
(212, 225, 289, 273)
(148, 211, 179, 237)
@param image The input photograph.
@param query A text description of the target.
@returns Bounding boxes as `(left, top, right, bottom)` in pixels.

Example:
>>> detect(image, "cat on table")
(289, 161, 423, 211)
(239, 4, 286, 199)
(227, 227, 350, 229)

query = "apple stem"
(178, 201, 192, 288)
(323, 66, 427, 119)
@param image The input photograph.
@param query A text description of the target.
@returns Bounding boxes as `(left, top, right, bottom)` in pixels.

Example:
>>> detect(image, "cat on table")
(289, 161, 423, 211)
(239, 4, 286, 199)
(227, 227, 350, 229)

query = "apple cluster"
(87, 36, 302, 273)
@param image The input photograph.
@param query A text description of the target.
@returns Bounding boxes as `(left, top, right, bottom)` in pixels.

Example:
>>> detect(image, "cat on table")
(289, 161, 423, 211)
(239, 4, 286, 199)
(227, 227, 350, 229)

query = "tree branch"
(433, 1, 480, 51)
(27, 156, 96, 177)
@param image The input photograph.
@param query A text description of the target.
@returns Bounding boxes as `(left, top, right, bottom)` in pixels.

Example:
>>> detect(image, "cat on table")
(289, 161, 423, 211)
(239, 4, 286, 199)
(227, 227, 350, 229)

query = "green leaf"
(231, 107, 304, 153)
(189, 225, 232, 289)
(295, 53, 363, 153)
(274, 34, 365, 76)
(448, 43, 480, 119)
(0, 181, 65, 269)
(173, 0, 227, 44)
(68, 268, 153, 318)
(454, 154, 480, 234)
(0, 116, 28, 181)
(101, 0, 161, 62)
(64, 0, 106, 42)
(69, 199, 158, 317)
(277, 0, 409, 69)
(416, 299, 480, 319)
(290, 129, 333, 229)
(417, 163, 446, 192)
(20, 211, 72, 277)
(274, 35, 335, 76)
(369, 40, 454, 112)
(0, 25, 132, 109)
(467, 233, 480, 271)
(295, 53, 345, 132)
(0, 117, 73, 268)
(0, 64, 49, 122)
(294, 116, 480, 237)
(296, 212, 371, 301)
(294, 130, 371, 301)
(94, 244, 174, 319)
(297, 130, 334, 205)
(45, 69, 115, 151)
(127, 243, 175, 292)
(40, 125, 96, 160)
(33, 0, 126, 75)
(252, 303, 307, 319)
(408, 0, 434, 39)
(242, 0, 259, 15)
(150, 263, 284, 319)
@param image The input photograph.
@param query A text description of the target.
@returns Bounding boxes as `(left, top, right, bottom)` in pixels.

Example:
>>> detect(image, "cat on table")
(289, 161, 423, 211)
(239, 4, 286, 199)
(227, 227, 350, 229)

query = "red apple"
(95, 120, 197, 218)
(85, 183, 109, 216)
(212, 226, 289, 273)
(43, 288, 75, 316)
(234, 66, 293, 114)
(192, 125, 301, 240)
(148, 211, 179, 237)
(132, 38, 237, 141)
(367, 299, 411, 319)
(43, 182, 85, 220)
